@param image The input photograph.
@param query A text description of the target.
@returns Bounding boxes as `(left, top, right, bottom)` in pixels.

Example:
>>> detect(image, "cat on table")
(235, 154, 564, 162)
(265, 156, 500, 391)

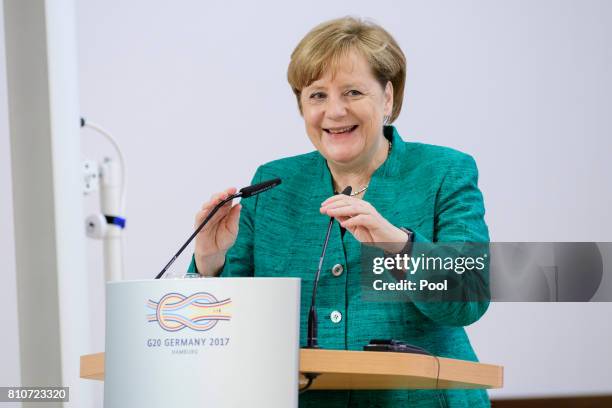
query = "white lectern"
(104, 278, 300, 408)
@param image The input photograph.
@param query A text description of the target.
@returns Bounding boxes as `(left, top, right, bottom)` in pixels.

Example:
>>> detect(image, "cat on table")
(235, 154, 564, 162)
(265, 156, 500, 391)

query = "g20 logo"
(147, 292, 232, 332)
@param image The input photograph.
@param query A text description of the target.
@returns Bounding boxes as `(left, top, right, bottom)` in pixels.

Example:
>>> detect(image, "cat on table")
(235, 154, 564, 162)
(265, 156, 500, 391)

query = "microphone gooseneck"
(155, 178, 282, 279)
(306, 185, 352, 349)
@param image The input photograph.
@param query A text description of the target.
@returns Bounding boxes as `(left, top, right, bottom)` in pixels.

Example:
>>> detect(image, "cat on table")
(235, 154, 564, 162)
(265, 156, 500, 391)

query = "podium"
(84, 278, 502, 407)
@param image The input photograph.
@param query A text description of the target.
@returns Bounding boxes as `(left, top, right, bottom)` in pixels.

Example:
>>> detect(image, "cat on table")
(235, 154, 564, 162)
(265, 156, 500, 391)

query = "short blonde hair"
(287, 17, 406, 123)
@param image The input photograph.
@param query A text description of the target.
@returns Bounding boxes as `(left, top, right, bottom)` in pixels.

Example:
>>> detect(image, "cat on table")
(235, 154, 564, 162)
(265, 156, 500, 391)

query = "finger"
(325, 205, 369, 218)
(210, 190, 234, 206)
(322, 199, 353, 210)
(195, 205, 218, 224)
(321, 196, 365, 213)
(195, 208, 225, 229)
(321, 195, 372, 213)
(203, 187, 238, 210)
(202, 187, 236, 212)
(340, 214, 375, 229)
(321, 193, 355, 207)
(335, 215, 351, 223)
(196, 198, 232, 222)
(195, 209, 206, 225)
(320, 200, 352, 214)
(195, 198, 235, 228)
(225, 204, 242, 235)
(204, 192, 224, 209)
(207, 201, 235, 228)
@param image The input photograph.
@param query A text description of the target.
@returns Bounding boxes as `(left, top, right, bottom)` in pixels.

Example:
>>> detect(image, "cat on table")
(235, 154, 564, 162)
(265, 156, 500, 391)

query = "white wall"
(2, 0, 611, 403)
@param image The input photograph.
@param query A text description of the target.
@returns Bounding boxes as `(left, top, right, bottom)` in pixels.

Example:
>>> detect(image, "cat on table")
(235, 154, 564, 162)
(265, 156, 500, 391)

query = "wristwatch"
(384, 227, 414, 256)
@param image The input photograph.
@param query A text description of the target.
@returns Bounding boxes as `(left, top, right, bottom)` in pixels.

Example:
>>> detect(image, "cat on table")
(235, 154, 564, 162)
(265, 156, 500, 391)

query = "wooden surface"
(80, 352, 104, 381)
(299, 349, 502, 390)
(81, 349, 503, 390)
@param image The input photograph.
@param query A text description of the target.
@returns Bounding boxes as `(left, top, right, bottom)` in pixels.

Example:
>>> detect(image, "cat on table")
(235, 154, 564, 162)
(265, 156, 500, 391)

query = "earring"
(383, 115, 390, 126)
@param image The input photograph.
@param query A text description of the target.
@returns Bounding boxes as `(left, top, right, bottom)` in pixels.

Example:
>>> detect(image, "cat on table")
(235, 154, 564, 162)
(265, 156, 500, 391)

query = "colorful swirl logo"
(147, 292, 232, 332)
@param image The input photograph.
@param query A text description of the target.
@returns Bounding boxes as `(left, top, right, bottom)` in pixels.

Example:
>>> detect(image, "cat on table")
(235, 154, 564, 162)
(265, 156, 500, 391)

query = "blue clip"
(105, 215, 126, 229)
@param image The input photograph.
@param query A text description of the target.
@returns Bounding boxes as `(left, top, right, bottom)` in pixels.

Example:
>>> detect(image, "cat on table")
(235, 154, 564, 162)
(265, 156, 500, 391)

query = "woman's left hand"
(320, 195, 408, 252)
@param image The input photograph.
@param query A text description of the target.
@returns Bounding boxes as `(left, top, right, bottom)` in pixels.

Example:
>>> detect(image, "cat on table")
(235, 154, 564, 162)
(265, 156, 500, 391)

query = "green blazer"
(189, 126, 490, 407)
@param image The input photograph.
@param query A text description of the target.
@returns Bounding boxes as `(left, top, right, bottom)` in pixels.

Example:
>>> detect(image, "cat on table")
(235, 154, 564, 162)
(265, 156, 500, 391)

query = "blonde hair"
(287, 17, 406, 123)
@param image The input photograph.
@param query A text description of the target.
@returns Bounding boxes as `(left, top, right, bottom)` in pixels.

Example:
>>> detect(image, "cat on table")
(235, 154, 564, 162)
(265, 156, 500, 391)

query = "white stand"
(100, 159, 123, 281)
(104, 278, 301, 408)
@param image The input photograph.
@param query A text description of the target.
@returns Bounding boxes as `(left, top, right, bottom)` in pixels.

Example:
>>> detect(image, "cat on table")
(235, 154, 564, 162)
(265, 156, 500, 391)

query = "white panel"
(4, 0, 93, 406)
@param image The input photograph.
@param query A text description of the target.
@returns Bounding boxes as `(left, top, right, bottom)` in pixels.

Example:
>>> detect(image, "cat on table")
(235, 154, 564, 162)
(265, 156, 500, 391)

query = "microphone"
(155, 178, 282, 279)
(306, 185, 352, 349)
(239, 178, 281, 198)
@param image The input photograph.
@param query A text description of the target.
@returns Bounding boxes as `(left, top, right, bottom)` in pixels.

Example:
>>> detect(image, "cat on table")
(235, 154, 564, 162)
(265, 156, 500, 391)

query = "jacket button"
(330, 310, 342, 323)
(331, 264, 344, 277)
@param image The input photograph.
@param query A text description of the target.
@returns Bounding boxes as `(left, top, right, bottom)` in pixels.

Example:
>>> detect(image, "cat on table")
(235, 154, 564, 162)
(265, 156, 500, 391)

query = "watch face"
(401, 228, 414, 241)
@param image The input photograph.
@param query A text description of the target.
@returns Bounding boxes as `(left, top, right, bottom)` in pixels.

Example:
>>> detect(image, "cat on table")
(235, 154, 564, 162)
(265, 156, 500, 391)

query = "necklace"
(338, 140, 392, 197)
(350, 185, 368, 196)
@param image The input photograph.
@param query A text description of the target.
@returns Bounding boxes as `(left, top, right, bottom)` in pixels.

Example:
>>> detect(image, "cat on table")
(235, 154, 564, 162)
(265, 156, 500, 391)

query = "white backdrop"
(2, 0, 612, 404)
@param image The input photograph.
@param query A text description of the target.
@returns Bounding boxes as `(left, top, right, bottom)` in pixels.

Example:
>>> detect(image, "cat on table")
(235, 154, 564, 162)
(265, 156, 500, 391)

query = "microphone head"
(341, 186, 352, 196)
(239, 178, 281, 198)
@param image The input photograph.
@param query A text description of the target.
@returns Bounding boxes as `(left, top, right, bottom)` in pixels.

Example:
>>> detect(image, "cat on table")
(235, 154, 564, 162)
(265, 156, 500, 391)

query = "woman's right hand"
(194, 187, 242, 276)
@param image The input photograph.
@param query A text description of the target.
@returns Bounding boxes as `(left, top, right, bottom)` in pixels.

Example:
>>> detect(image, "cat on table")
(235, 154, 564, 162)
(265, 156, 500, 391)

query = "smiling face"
(300, 50, 393, 169)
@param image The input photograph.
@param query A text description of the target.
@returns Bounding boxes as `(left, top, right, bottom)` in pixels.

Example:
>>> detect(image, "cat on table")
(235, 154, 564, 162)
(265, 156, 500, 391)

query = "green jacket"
(189, 126, 490, 407)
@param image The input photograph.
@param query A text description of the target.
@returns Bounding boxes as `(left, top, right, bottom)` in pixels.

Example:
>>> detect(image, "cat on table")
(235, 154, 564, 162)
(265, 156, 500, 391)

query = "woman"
(188, 17, 490, 408)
